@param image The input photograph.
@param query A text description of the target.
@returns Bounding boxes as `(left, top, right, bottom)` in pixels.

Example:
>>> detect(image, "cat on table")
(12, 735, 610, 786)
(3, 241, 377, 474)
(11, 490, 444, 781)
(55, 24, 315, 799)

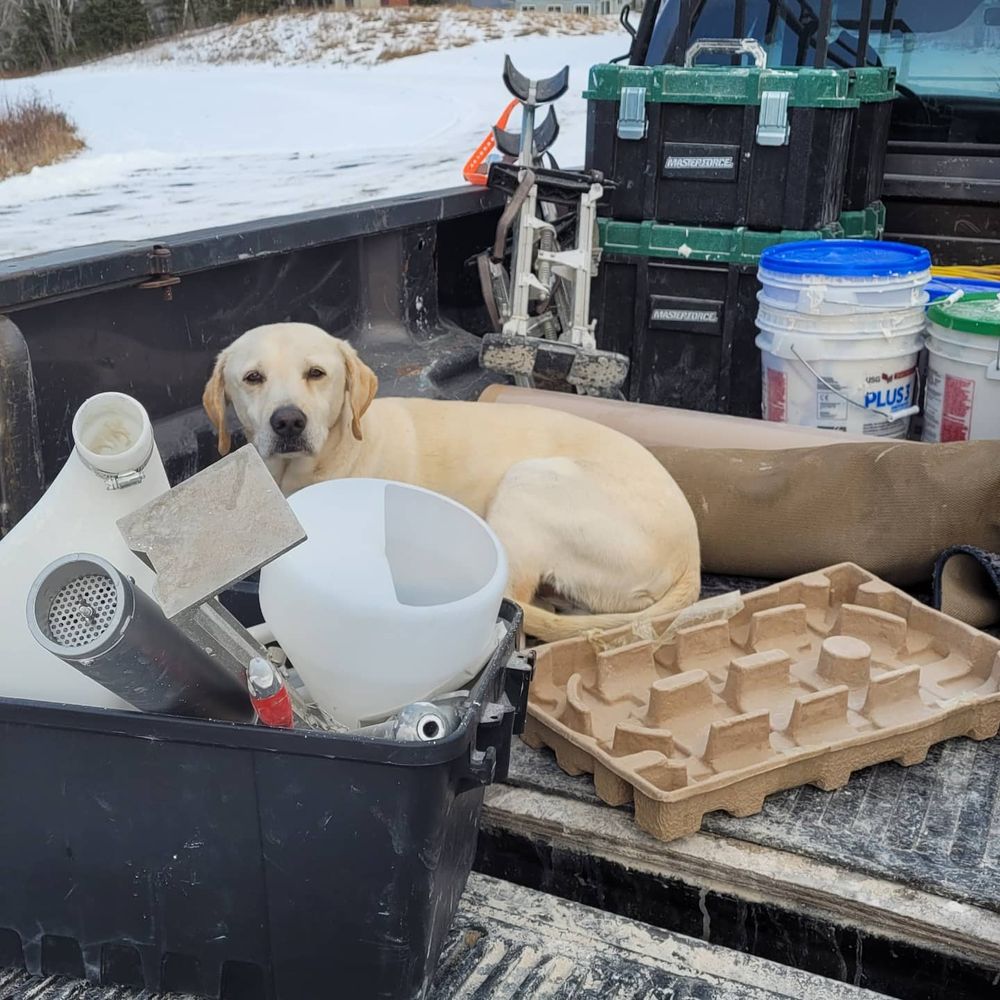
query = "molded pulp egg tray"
(524, 564, 1000, 842)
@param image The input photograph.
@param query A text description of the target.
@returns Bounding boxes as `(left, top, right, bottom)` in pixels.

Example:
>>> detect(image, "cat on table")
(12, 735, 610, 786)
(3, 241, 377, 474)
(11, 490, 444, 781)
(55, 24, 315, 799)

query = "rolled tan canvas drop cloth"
(477, 385, 872, 450)
(649, 441, 1000, 586)
(477, 386, 1000, 624)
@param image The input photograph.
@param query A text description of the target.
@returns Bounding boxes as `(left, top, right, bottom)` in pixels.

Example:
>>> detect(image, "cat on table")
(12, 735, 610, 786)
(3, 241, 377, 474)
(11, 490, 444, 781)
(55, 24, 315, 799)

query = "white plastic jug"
(0, 392, 170, 709)
(259, 479, 508, 728)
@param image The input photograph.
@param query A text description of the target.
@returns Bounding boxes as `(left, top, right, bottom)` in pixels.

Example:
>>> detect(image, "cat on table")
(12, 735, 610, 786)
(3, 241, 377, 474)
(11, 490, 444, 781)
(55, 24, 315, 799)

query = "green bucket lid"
(927, 292, 1000, 338)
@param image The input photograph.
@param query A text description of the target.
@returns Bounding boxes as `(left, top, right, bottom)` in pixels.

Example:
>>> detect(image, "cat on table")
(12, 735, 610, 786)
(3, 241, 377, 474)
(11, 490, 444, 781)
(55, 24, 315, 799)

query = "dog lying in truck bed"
(203, 322, 700, 642)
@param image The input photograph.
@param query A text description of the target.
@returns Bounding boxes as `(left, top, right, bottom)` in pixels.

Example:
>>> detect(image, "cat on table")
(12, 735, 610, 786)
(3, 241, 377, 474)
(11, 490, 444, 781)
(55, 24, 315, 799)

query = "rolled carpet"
(478, 387, 1000, 626)
(933, 546, 1000, 630)
(652, 440, 1000, 590)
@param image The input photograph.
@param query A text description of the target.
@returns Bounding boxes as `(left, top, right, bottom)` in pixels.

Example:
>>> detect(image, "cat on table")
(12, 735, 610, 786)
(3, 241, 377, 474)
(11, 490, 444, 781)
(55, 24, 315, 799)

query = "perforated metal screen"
(44, 572, 118, 647)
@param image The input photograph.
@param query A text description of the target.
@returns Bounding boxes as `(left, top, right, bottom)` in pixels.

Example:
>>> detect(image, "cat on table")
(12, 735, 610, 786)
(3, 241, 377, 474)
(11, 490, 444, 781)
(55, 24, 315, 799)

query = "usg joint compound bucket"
(923, 292, 1000, 442)
(755, 239, 931, 438)
(756, 320, 924, 438)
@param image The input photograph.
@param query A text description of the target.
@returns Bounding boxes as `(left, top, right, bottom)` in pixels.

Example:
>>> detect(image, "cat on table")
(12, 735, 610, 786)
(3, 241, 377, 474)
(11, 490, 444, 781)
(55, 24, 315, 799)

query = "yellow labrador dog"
(203, 322, 700, 642)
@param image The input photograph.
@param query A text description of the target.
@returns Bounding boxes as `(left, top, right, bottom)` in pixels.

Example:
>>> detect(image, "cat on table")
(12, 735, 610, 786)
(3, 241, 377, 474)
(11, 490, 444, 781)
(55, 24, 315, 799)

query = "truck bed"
(478, 730, 1000, 1000)
(0, 874, 889, 1000)
(2, 187, 998, 1000)
(473, 583, 1000, 1000)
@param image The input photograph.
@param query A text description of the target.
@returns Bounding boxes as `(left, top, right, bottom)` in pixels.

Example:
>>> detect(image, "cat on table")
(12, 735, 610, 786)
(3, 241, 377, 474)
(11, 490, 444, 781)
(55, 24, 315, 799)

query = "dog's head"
(202, 323, 378, 460)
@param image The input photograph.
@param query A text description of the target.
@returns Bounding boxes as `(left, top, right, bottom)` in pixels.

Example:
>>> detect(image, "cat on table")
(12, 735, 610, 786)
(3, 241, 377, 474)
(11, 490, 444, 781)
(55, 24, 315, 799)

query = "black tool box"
(843, 66, 896, 211)
(585, 56, 894, 232)
(594, 249, 763, 417)
(591, 205, 884, 416)
(0, 602, 529, 1000)
(616, 0, 896, 218)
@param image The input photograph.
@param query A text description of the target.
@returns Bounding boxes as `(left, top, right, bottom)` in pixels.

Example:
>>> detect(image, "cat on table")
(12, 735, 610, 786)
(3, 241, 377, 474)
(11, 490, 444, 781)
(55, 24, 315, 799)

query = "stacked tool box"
(586, 54, 896, 416)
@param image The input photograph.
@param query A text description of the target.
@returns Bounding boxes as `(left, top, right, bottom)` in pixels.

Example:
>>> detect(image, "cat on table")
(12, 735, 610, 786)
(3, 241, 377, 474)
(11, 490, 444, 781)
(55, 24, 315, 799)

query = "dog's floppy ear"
(202, 349, 232, 456)
(340, 341, 378, 442)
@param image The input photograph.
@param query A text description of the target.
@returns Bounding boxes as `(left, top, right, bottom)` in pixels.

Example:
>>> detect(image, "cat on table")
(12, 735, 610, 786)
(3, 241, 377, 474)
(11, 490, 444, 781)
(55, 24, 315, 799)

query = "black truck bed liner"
(0, 874, 888, 1000)
(479, 737, 1000, 1000)
(472, 573, 1000, 1000)
(2, 186, 997, 1000)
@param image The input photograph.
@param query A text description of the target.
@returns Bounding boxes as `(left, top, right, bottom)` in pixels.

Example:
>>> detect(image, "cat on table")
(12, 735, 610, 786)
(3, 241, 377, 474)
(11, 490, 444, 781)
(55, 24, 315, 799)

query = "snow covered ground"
(0, 10, 624, 261)
(102, 6, 614, 67)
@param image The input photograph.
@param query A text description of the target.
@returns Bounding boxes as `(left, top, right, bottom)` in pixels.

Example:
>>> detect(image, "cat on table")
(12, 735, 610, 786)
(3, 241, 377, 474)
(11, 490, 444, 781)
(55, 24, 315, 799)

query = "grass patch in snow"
(0, 94, 85, 180)
(376, 41, 438, 63)
(94, 7, 616, 68)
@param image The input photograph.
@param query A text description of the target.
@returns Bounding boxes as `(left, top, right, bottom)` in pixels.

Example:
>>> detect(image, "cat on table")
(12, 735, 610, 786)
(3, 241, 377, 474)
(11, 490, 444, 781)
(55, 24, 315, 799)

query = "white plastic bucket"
(758, 267, 930, 315)
(754, 239, 932, 438)
(756, 299, 927, 337)
(757, 240, 932, 316)
(922, 293, 1000, 442)
(755, 314, 924, 438)
(259, 478, 508, 728)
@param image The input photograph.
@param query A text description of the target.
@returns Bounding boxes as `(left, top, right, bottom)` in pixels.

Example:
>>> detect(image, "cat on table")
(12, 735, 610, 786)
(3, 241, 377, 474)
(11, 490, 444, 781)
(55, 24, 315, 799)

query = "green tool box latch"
(617, 86, 648, 141)
(756, 90, 790, 146)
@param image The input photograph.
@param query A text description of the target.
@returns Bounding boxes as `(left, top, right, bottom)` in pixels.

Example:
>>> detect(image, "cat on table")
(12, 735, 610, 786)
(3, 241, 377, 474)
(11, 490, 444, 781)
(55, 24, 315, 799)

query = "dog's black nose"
(270, 406, 307, 438)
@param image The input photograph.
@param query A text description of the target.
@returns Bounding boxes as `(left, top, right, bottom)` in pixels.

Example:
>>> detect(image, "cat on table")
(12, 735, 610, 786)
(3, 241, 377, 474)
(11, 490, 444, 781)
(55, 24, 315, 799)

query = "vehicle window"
(643, 1, 1000, 142)
(840, 0, 1000, 99)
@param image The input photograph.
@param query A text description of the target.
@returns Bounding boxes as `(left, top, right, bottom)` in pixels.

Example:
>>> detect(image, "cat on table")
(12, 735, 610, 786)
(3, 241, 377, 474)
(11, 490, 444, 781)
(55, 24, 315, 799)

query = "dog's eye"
(306, 367, 326, 381)
(243, 370, 265, 384)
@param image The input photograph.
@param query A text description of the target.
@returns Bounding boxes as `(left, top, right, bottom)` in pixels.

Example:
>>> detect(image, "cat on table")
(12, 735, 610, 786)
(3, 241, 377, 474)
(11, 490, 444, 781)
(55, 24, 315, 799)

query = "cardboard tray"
(525, 564, 1000, 841)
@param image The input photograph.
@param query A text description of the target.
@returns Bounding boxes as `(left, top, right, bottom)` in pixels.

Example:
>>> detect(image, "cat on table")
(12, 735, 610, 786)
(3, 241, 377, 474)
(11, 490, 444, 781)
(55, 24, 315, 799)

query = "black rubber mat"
(506, 733, 1000, 915)
(708, 736, 1000, 911)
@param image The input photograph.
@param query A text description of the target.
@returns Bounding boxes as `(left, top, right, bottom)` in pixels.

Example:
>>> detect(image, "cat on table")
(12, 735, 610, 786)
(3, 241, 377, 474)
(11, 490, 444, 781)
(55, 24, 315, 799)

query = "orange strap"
(463, 99, 519, 186)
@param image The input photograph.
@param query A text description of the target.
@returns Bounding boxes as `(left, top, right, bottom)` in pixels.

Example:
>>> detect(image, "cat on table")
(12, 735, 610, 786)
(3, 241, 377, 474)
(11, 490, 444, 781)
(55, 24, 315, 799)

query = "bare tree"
(32, 0, 78, 63)
(0, 0, 82, 68)
(0, 0, 23, 66)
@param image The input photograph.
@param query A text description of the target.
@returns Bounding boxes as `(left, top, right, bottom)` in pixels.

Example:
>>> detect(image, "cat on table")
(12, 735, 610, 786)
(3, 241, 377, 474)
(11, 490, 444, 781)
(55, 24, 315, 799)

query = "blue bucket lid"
(927, 276, 1000, 301)
(759, 240, 931, 278)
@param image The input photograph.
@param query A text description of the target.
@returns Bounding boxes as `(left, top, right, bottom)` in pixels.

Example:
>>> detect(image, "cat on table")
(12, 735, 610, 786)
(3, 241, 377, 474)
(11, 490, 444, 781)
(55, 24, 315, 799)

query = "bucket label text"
(863, 383, 912, 411)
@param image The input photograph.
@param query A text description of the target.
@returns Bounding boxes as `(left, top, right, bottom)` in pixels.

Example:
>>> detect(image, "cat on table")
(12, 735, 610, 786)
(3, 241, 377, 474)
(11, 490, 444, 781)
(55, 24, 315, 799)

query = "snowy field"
(0, 10, 624, 261)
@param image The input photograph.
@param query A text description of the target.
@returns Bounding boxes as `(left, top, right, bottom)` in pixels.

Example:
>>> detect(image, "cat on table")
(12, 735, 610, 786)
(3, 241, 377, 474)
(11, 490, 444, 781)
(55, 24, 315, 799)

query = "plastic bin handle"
(504, 651, 535, 737)
(457, 652, 535, 793)
(684, 38, 767, 68)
